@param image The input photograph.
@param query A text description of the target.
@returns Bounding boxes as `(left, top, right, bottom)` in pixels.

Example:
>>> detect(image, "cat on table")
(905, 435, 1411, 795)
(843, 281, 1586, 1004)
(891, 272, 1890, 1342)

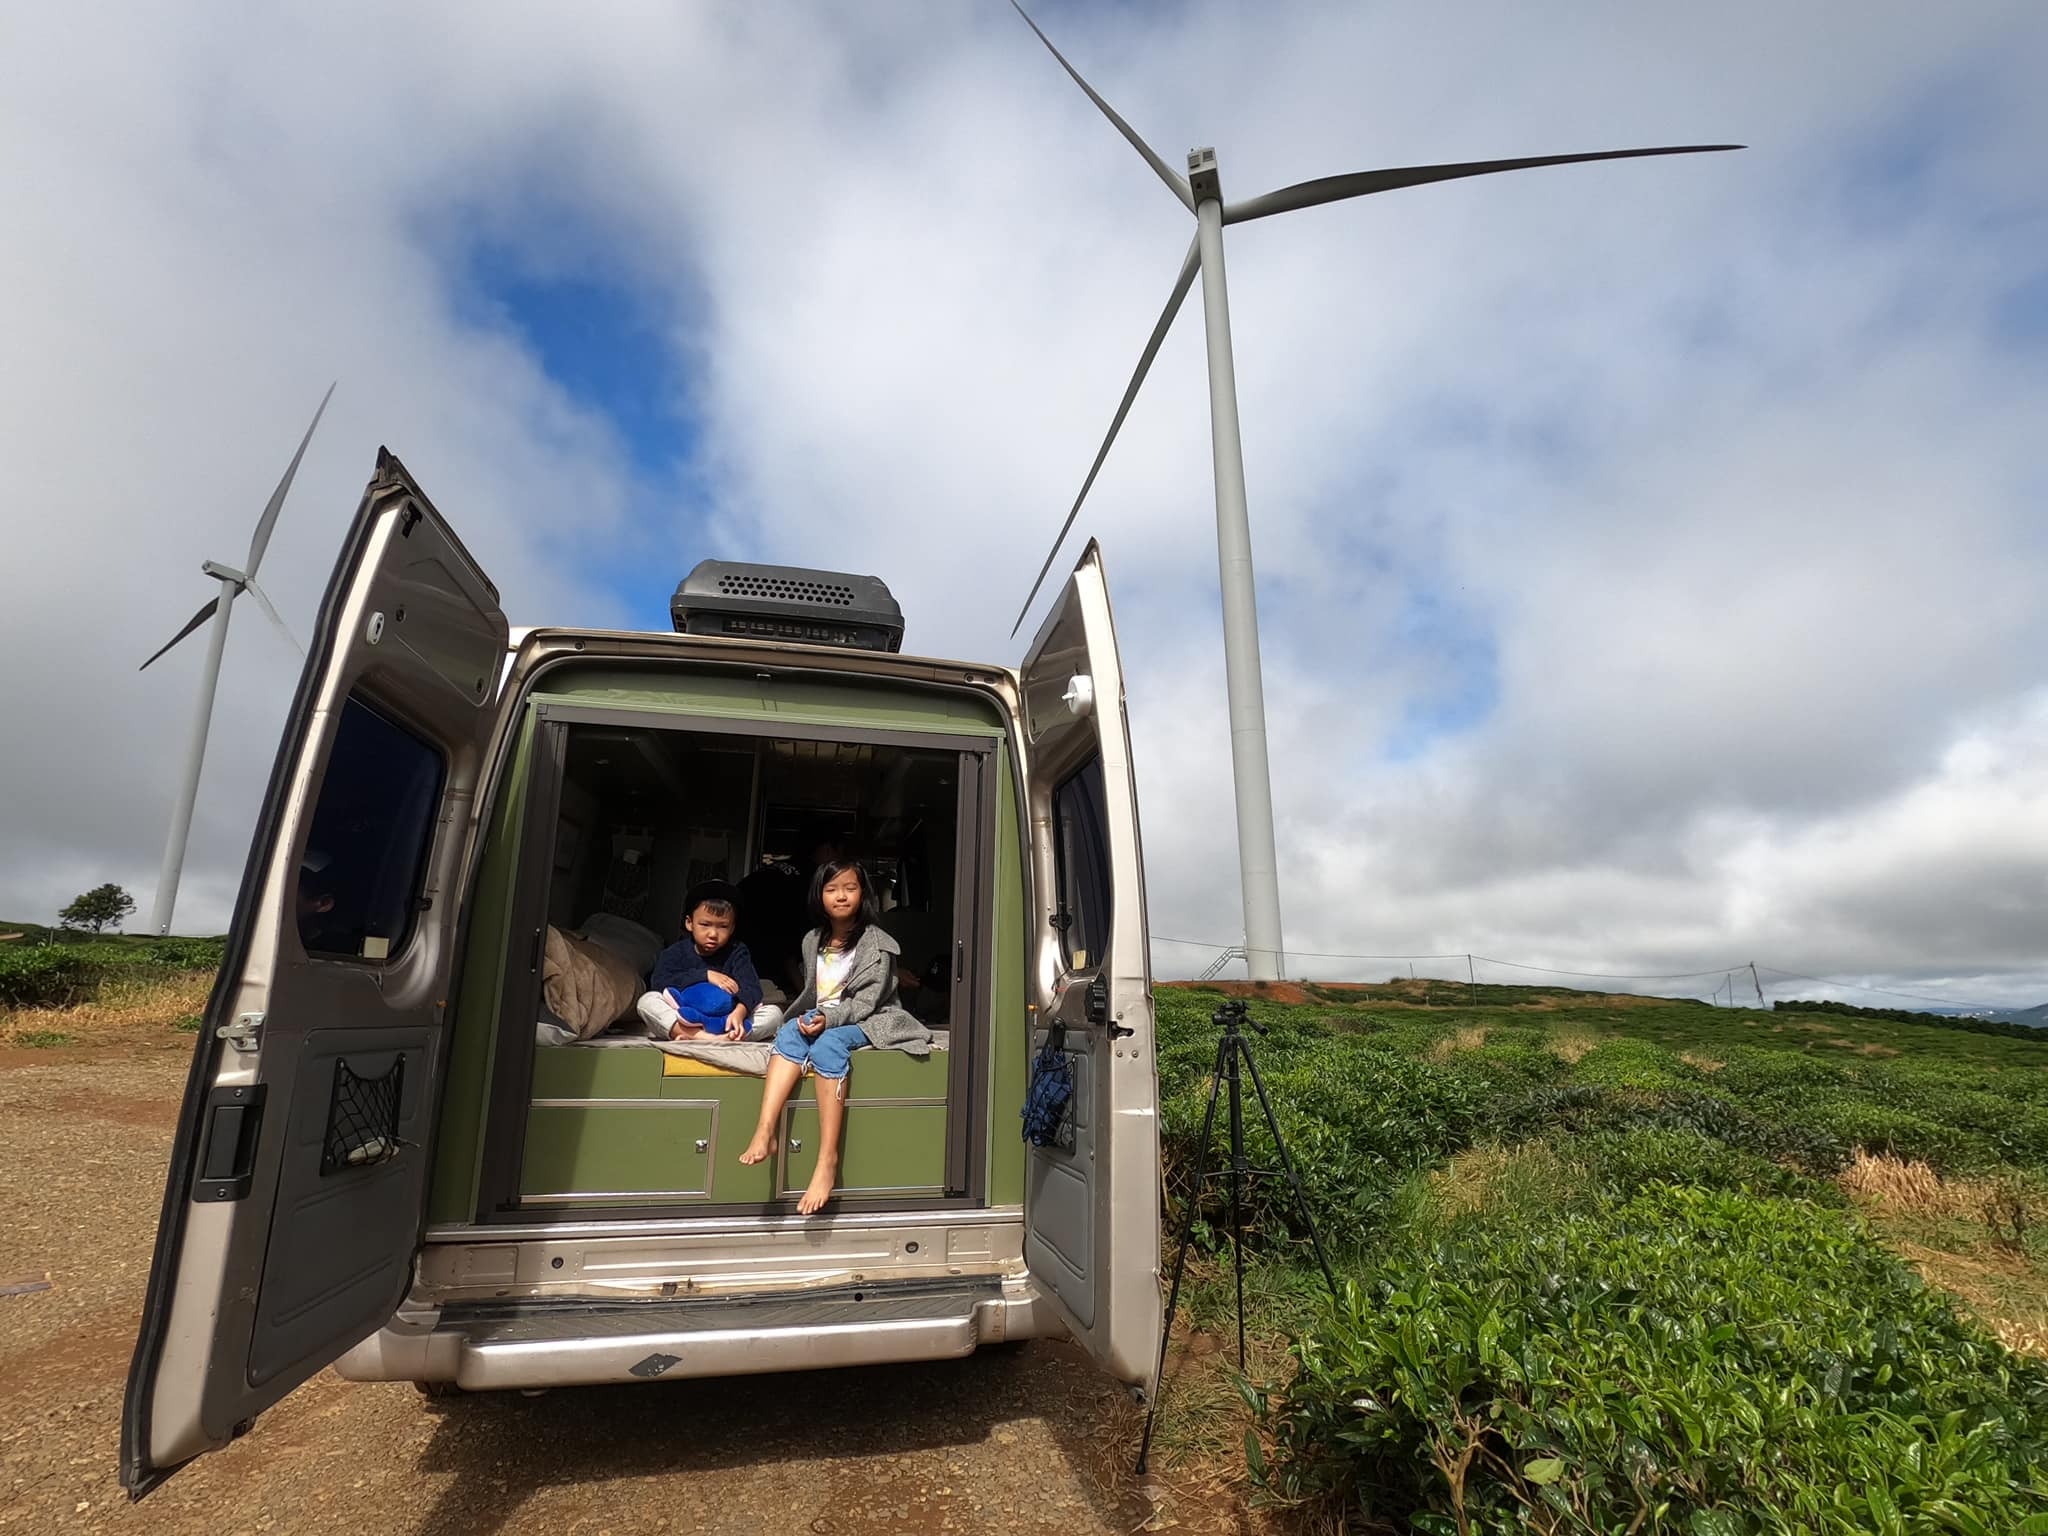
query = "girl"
(738, 858, 933, 1214)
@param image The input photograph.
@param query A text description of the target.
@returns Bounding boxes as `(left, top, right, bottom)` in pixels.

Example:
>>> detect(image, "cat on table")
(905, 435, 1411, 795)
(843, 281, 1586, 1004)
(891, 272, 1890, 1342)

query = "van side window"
(297, 697, 445, 961)
(1051, 756, 1112, 970)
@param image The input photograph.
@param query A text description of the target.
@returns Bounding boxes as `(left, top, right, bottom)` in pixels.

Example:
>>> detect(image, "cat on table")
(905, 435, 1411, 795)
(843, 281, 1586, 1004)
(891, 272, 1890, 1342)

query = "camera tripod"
(1135, 998, 1338, 1474)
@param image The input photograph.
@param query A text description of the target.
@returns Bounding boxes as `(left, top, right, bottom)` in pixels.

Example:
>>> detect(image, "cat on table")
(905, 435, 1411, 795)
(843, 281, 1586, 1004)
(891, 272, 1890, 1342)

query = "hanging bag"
(1020, 1022, 1075, 1149)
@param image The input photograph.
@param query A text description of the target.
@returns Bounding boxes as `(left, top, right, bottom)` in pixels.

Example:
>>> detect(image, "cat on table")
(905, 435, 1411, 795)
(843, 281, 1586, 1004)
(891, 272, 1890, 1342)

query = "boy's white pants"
(636, 990, 784, 1041)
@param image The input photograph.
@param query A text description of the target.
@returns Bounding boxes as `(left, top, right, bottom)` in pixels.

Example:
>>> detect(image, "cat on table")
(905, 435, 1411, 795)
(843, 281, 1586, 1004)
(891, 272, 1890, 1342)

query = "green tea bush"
(1259, 1187, 2048, 1534)
(0, 946, 101, 1008)
(143, 936, 226, 969)
(1568, 1038, 1700, 1094)
(1800, 1100, 1998, 1175)
(1574, 1128, 1833, 1204)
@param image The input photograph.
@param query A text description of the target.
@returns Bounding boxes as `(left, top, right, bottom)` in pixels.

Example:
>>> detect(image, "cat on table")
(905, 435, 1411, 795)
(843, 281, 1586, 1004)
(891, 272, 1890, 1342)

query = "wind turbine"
(139, 383, 335, 935)
(1005, 3, 1738, 981)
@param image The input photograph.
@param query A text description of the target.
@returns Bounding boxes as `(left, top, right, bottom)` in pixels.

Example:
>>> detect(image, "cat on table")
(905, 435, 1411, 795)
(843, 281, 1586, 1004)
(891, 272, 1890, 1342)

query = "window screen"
(297, 697, 445, 961)
(1051, 755, 1113, 970)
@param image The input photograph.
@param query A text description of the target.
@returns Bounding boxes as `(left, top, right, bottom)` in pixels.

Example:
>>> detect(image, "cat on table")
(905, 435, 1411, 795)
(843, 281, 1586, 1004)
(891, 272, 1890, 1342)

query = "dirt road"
(0, 1043, 1175, 1535)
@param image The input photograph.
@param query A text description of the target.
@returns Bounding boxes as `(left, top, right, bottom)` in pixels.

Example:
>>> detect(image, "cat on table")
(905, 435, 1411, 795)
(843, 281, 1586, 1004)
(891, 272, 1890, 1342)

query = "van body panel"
(530, 663, 1010, 738)
(122, 453, 508, 1494)
(985, 751, 1030, 1209)
(425, 712, 532, 1225)
(1016, 543, 1164, 1390)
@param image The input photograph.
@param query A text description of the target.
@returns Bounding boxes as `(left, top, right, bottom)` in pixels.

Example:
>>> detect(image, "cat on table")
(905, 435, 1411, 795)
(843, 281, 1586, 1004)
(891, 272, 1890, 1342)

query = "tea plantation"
(1153, 982, 2048, 1534)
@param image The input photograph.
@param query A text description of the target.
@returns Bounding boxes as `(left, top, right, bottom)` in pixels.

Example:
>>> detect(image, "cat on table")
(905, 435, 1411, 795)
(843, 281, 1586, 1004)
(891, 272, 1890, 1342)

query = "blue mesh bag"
(1021, 1026, 1075, 1148)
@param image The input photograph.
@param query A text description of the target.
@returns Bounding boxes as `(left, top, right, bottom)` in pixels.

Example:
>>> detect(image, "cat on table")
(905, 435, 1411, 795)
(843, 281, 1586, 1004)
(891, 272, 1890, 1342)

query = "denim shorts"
(770, 1021, 869, 1080)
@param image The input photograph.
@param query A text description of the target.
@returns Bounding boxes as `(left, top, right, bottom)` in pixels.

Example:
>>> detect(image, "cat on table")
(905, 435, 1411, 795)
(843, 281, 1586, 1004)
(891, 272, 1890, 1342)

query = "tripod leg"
(1227, 1036, 1248, 1371)
(1241, 1038, 1338, 1298)
(1136, 1032, 1229, 1475)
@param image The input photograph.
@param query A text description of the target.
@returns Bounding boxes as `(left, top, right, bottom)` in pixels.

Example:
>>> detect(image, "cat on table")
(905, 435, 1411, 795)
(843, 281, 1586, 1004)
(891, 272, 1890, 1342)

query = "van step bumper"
(334, 1279, 1057, 1389)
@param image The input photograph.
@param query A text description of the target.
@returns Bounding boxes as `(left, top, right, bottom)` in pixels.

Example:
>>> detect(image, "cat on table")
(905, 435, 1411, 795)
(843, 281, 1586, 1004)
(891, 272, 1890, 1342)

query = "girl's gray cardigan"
(787, 924, 935, 1056)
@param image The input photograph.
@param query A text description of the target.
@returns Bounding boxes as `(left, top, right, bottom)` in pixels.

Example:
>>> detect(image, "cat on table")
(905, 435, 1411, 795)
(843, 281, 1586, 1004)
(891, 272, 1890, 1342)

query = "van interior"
(478, 717, 987, 1219)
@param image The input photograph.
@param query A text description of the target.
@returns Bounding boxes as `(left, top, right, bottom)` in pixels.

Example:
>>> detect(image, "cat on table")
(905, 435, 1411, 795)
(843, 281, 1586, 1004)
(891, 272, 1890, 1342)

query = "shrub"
(1800, 1100, 1997, 1175)
(1259, 1187, 2048, 1534)
(0, 947, 101, 1008)
(143, 936, 226, 970)
(1573, 1128, 1833, 1204)
(1568, 1038, 1699, 1094)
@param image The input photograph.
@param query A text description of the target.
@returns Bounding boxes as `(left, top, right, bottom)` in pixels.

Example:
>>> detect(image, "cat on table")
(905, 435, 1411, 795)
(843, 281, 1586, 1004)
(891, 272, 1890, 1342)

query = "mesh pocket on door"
(320, 1056, 405, 1175)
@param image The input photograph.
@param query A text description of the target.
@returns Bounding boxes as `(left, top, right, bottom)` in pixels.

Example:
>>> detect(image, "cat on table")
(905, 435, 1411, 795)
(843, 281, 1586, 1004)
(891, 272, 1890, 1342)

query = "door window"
(297, 696, 445, 960)
(1051, 755, 1112, 970)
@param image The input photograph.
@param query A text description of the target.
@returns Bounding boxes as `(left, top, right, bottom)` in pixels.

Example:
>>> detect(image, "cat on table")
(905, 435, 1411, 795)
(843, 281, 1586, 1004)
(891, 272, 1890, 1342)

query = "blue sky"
(4, 0, 2046, 1006)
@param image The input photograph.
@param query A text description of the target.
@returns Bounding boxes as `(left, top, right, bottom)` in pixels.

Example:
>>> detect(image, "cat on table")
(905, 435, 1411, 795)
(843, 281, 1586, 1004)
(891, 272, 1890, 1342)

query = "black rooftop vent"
(671, 560, 904, 653)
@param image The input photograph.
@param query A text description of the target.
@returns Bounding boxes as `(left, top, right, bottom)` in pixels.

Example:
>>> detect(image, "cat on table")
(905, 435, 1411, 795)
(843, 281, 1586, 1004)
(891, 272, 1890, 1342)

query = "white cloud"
(2, 1, 2043, 1011)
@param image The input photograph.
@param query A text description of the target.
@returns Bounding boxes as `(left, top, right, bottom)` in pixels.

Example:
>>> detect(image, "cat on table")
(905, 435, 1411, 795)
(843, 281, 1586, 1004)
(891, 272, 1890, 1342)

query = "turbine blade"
(1008, 1, 1193, 211)
(139, 596, 221, 672)
(244, 580, 305, 658)
(244, 380, 337, 577)
(1222, 144, 1744, 225)
(1011, 237, 1201, 639)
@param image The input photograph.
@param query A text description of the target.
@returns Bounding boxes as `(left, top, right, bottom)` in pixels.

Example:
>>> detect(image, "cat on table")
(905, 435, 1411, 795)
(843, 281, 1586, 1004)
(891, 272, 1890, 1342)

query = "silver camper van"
(122, 453, 1162, 1494)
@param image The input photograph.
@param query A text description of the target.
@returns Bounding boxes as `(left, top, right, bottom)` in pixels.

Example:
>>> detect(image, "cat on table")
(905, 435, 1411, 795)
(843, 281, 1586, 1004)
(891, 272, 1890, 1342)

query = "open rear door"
(122, 451, 507, 1495)
(1017, 541, 1162, 1390)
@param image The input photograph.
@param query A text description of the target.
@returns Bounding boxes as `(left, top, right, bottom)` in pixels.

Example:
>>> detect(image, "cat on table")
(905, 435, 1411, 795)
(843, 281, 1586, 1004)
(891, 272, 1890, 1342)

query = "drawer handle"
(694, 1139, 709, 1153)
(789, 1138, 803, 1154)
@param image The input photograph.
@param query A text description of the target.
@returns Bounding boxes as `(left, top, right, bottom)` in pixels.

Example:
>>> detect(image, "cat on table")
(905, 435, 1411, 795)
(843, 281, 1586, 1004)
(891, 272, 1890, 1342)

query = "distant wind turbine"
(139, 384, 335, 935)
(1005, 2, 1739, 981)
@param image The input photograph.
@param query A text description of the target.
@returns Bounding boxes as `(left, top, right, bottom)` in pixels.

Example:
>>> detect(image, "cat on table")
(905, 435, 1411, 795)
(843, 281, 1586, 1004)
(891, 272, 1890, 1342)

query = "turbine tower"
(1006, 3, 1737, 980)
(139, 384, 335, 935)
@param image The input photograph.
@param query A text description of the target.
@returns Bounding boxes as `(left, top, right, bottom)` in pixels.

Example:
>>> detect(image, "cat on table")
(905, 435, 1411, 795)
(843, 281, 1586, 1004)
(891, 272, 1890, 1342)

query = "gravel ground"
(0, 1041, 1196, 1535)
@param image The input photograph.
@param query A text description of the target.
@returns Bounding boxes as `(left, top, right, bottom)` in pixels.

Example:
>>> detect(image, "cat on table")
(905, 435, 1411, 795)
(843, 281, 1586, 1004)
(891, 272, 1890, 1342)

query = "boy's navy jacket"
(649, 937, 763, 1011)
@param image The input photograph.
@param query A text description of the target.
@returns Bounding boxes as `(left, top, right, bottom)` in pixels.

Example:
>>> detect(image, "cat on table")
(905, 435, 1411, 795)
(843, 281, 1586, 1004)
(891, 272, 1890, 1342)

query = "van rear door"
(1016, 542, 1163, 1390)
(122, 451, 507, 1495)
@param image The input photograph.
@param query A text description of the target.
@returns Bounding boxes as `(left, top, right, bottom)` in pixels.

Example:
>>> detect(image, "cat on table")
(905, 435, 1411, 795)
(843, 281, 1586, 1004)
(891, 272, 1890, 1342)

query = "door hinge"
(216, 1012, 265, 1052)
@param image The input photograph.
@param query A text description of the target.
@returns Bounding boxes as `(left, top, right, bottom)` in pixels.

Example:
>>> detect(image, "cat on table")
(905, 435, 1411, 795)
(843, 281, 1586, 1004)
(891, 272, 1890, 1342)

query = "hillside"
(5, 954, 2045, 1527)
(1151, 979, 2048, 1531)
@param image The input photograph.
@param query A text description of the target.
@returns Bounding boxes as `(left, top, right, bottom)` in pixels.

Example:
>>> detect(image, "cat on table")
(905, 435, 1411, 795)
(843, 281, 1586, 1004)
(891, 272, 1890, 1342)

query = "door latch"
(1089, 975, 1136, 1040)
(216, 1012, 264, 1052)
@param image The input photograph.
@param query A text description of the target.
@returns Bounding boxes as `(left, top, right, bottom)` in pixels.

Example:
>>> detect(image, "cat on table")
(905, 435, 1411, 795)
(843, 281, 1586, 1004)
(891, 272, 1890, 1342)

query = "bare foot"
(797, 1161, 838, 1216)
(738, 1132, 777, 1166)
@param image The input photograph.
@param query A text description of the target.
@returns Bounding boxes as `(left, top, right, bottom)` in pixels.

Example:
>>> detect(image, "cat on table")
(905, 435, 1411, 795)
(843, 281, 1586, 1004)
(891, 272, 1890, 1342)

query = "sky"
(2, 2, 2044, 1010)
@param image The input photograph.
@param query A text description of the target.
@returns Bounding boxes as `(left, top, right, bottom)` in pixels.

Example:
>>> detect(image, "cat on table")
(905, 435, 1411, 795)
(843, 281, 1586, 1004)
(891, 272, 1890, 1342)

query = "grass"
(0, 958, 216, 1056)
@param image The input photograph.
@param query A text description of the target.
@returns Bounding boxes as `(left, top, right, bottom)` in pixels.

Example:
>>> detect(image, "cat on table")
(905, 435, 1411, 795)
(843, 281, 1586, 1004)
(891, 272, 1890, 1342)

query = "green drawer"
(780, 1102, 948, 1198)
(522, 1101, 717, 1203)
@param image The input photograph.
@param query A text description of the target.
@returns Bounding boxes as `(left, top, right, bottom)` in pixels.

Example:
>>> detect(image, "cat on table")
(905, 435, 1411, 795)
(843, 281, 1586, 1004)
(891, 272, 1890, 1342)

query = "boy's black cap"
(683, 880, 740, 920)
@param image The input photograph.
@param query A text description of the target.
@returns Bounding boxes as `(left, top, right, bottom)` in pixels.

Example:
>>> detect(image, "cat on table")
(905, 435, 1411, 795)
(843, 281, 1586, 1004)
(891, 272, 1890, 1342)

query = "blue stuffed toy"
(668, 981, 738, 1034)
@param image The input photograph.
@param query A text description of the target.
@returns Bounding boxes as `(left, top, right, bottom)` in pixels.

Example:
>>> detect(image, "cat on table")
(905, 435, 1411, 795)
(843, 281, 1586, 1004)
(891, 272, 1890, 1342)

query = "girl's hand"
(798, 1011, 827, 1039)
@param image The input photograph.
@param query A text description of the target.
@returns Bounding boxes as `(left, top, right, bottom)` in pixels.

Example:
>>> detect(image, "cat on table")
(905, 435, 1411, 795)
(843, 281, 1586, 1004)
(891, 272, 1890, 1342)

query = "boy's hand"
(706, 970, 740, 995)
(724, 1005, 747, 1038)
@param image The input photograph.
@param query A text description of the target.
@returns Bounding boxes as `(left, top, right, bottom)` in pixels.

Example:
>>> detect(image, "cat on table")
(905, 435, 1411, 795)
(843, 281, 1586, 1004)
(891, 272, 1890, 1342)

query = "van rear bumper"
(333, 1277, 1061, 1389)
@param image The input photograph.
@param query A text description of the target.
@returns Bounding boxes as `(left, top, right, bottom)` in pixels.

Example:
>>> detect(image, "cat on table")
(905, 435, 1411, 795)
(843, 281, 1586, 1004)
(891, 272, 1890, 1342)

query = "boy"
(635, 881, 780, 1043)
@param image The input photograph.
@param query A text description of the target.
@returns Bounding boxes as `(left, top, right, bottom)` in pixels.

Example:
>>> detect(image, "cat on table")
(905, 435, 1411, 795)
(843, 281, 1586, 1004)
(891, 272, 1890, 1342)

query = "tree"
(61, 884, 136, 935)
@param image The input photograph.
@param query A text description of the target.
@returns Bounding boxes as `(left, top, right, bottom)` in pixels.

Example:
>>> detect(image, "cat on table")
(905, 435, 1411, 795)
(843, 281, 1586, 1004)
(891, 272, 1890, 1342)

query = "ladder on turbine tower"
(1197, 946, 1247, 982)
